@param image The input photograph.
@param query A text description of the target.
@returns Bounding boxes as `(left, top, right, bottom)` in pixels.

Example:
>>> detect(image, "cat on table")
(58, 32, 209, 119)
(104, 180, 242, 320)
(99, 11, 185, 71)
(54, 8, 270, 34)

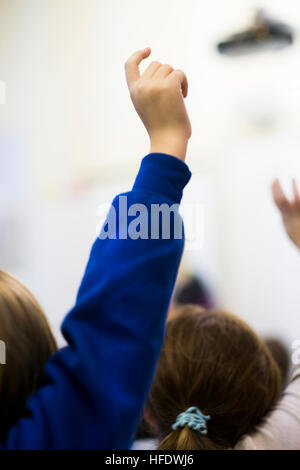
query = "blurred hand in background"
(272, 178, 300, 250)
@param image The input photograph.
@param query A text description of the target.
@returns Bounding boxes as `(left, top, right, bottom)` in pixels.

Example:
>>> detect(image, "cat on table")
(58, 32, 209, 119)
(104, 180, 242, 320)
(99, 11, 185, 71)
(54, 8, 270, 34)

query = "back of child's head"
(0, 271, 58, 439)
(147, 305, 282, 450)
(264, 337, 291, 389)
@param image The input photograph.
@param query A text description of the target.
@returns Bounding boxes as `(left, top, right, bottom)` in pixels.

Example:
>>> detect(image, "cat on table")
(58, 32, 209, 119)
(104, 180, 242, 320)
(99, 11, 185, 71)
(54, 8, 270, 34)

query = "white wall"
(215, 133, 300, 344)
(1, 0, 300, 346)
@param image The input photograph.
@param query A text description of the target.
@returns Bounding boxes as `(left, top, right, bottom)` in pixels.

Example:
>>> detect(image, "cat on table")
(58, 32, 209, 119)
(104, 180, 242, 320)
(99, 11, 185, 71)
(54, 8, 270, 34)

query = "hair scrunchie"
(172, 406, 211, 434)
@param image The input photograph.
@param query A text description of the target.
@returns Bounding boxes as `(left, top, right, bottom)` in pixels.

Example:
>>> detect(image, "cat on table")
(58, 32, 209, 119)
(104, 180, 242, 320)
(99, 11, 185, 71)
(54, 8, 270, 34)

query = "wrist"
(150, 133, 189, 162)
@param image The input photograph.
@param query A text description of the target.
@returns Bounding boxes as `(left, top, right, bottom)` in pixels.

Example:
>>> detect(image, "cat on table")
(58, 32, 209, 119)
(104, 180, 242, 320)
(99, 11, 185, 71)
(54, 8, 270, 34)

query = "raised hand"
(272, 178, 300, 250)
(125, 48, 192, 161)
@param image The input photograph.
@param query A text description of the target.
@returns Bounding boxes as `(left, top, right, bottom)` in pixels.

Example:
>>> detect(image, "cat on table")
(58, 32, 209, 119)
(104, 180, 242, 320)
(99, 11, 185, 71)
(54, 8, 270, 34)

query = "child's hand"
(125, 48, 192, 161)
(272, 178, 300, 250)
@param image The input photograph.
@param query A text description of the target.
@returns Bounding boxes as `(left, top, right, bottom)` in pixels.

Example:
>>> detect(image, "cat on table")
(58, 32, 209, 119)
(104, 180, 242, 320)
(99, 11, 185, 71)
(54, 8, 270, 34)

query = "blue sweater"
(0, 153, 191, 449)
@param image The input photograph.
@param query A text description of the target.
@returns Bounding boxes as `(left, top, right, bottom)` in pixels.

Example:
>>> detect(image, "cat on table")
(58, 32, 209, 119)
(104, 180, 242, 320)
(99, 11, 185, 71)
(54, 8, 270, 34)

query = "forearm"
(150, 134, 189, 162)
(62, 153, 191, 449)
(1, 153, 191, 450)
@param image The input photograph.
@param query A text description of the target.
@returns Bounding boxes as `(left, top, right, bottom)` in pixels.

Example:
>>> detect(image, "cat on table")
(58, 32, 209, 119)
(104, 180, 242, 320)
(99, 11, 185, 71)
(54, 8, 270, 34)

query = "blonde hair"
(0, 271, 58, 439)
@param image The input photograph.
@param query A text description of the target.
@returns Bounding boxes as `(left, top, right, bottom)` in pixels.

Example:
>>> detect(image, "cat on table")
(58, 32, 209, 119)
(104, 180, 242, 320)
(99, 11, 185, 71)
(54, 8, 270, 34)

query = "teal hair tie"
(172, 407, 211, 435)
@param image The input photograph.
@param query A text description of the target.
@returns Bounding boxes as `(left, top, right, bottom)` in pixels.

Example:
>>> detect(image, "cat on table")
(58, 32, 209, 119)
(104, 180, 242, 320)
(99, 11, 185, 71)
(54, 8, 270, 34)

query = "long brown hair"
(0, 271, 58, 439)
(147, 305, 282, 450)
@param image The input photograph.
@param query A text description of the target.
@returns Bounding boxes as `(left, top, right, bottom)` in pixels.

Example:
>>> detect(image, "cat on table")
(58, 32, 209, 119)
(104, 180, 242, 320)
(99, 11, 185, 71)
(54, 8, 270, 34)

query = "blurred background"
(1, 0, 300, 346)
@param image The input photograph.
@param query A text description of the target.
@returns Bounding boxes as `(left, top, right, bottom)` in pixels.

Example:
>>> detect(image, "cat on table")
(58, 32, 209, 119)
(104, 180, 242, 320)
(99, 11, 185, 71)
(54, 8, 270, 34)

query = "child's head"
(147, 305, 282, 450)
(0, 271, 57, 439)
(264, 337, 290, 389)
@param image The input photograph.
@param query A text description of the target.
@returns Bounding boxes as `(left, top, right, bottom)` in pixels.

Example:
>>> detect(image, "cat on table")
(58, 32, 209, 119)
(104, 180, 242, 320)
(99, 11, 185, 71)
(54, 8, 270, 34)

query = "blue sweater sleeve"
(0, 153, 191, 450)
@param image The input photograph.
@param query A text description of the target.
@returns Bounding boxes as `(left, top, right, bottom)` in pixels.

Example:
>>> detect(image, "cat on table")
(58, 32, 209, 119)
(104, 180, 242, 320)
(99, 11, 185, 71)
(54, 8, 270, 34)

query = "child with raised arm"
(0, 48, 192, 449)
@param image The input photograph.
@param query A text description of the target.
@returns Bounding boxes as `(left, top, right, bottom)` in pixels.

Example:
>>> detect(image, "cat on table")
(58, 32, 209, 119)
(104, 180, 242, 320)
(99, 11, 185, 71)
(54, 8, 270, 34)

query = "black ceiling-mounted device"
(217, 9, 294, 56)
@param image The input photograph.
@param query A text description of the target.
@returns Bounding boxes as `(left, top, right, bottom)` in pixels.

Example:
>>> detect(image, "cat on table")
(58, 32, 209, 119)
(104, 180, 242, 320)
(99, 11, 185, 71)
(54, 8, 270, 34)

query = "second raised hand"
(125, 48, 192, 162)
(272, 178, 300, 250)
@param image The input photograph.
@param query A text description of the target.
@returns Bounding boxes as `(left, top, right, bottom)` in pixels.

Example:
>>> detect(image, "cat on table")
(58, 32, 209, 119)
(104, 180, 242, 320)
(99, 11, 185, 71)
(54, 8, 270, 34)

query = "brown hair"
(147, 305, 282, 450)
(0, 271, 58, 439)
(264, 337, 290, 389)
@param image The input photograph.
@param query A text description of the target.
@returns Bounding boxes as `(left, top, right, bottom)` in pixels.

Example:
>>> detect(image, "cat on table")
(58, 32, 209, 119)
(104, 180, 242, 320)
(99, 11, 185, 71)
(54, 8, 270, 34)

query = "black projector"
(217, 9, 294, 56)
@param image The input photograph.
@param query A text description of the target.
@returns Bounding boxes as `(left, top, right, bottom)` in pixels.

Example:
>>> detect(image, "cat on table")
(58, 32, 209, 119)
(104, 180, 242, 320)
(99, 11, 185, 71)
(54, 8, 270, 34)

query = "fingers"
(126, 49, 188, 102)
(154, 64, 174, 79)
(142, 61, 162, 78)
(272, 179, 290, 211)
(168, 69, 189, 98)
(292, 179, 300, 203)
(291, 178, 300, 211)
(125, 47, 151, 88)
(143, 63, 175, 79)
